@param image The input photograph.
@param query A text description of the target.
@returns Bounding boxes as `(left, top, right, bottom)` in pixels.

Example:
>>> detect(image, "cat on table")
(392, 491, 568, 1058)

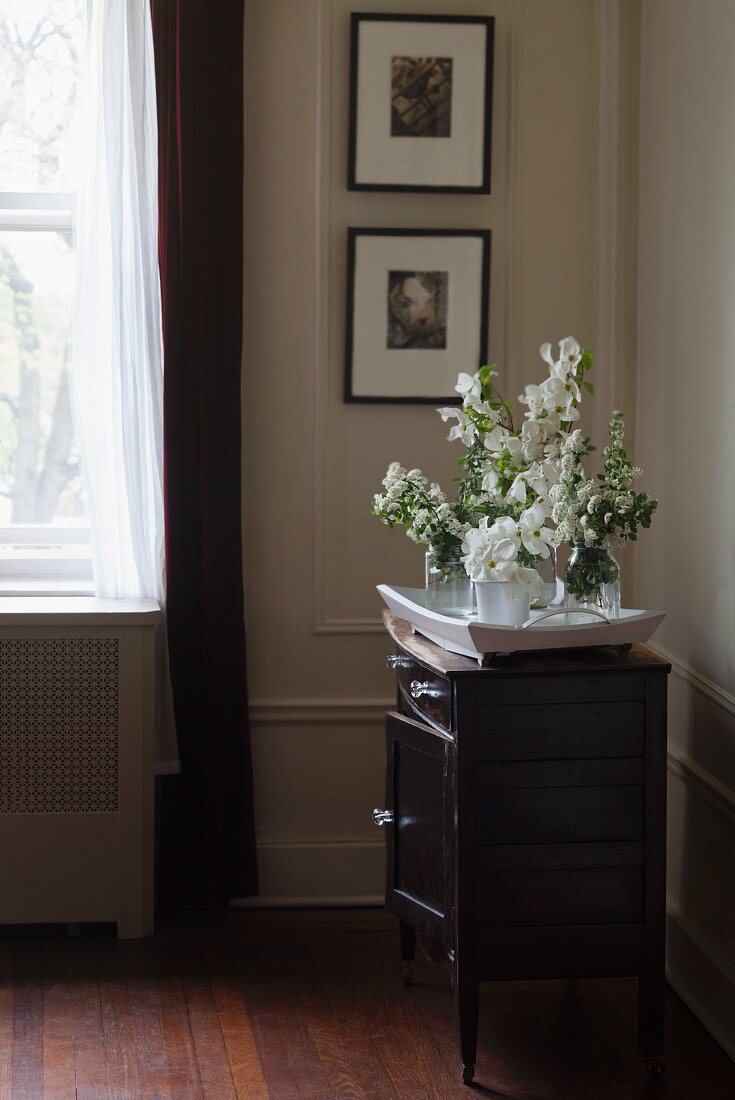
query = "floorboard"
(0, 909, 731, 1098)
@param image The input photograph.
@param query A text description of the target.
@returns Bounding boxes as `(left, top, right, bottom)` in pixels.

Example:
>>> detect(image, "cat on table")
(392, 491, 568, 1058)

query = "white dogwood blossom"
(460, 511, 550, 596)
(519, 502, 555, 558)
(455, 372, 482, 404)
(440, 340, 592, 531)
(437, 407, 478, 446)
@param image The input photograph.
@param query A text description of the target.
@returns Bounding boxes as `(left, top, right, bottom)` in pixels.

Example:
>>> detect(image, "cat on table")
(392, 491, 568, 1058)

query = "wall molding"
(311, 0, 333, 636)
(667, 746, 735, 826)
(666, 901, 735, 1064)
(649, 641, 735, 722)
(312, 617, 385, 636)
(231, 894, 384, 909)
(651, 638, 735, 820)
(232, 832, 384, 909)
(256, 835, 382, 852)
(667, 899, 735, 1001)
(594, 0, 623, 449)
(249, 697, 391, 725)
(311, 1, 520, 636)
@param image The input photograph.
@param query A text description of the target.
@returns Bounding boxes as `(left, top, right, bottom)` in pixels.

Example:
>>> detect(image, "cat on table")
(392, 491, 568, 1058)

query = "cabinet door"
(384, 711, 454, 946)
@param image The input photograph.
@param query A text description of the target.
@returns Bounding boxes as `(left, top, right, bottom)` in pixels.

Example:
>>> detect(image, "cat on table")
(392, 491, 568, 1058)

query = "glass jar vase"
(425, 546, 474, 617)
(563, 544, 620, 619)
(536, 545, 558, 608)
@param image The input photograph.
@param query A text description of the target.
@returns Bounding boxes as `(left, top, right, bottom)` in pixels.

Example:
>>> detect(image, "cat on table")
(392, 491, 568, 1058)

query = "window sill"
(0, 595, 161, 625)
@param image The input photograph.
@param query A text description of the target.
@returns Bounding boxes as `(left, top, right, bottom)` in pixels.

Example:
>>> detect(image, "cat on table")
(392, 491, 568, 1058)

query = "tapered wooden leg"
(400, 921, 416, 985)
(456, 973, 478, 1086)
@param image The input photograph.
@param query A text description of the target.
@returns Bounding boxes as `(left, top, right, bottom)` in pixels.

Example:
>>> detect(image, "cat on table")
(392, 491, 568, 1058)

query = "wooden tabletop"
(383, 609, 671, 678)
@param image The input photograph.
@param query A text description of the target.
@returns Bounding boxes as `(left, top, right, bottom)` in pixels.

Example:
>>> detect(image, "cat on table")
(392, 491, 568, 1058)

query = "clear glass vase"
(563, 544, 620, 619)
(425, 546, 474, 617)
(536, 545, 558, 608)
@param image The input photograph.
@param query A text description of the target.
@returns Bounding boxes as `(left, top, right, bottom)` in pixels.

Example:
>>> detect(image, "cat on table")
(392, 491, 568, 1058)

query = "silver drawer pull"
(410, 679, 441, 700)
(373, 808, 394, 827)
(386, 653, 411, 669)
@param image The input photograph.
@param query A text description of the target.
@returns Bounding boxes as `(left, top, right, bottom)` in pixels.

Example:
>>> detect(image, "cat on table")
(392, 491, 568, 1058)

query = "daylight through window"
(0, 0, 90, 590)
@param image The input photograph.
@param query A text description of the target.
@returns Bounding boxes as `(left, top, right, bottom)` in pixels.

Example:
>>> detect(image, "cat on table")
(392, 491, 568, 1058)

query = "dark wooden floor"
(0, 908, 733, 1099)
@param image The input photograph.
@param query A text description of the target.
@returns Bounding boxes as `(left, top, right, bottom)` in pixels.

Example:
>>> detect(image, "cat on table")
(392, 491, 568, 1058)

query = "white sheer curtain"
(73, 0, 178, 773)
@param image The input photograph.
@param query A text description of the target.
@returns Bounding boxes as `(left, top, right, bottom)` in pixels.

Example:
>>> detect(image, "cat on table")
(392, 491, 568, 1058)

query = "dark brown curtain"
(151, 0, 258, 907)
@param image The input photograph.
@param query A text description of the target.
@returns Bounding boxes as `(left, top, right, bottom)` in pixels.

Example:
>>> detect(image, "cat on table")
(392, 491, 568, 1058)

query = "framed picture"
(344, 227, 491, 404)
(348, 13, 494, 193)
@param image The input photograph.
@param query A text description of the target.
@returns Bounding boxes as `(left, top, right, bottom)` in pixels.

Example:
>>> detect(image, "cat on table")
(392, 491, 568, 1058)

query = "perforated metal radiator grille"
(0, 638, 119, 813)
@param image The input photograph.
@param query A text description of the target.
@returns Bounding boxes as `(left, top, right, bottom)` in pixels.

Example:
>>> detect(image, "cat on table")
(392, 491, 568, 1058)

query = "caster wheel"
(401, 962, 413, 986)
(462, 1063, 475, 1086)
(644, 1057, 665, 1078)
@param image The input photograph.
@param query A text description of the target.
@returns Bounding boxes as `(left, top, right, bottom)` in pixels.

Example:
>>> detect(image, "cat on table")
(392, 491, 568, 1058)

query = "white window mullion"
(0, 525, 91, 544)
(0, 210, 73, 231)
(0, 192, 75, 210)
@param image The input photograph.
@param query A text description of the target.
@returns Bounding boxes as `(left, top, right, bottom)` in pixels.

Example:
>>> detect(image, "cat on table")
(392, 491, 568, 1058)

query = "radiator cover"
(0, 604, 158, 937)
(0, 638, 119, 814)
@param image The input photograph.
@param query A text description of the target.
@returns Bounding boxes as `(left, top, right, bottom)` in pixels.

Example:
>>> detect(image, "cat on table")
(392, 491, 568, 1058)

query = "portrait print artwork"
(345, 229, 490, 404)
(387, 270, 448, 350)
(391, 56, 453, 138)
(349, 15, 494, 193)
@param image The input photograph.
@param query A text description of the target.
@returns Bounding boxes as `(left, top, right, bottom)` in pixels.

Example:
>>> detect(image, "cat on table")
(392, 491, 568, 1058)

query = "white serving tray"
(377, 584, 665, 663)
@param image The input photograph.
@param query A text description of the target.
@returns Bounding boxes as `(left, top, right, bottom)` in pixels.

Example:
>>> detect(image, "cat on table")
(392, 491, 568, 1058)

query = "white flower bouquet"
(441, 338, 592, 598)
(372, 462, 471, 572)
(550, 414, 658, 550)
(550, 413, 658, 612)
(373, 336, 657, 622)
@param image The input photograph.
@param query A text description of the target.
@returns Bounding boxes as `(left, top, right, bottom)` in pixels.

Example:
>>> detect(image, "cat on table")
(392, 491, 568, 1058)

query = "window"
(0, 1, 90, 592)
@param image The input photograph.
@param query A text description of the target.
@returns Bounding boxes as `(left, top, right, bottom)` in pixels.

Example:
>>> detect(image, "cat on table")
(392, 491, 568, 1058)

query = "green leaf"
(582, 380, 594, 394)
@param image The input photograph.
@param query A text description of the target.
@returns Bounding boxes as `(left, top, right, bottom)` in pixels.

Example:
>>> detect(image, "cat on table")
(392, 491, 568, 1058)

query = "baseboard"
(231, 835, 385, 907)
(249, 698, 391, 725)
(666, 903, 735, 1063)
(231, 894, 384, 908)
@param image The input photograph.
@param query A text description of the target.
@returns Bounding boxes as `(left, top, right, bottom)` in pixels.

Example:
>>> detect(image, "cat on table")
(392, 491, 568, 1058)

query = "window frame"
(0, 191, 92, 590)
(0, 3, 92, 592)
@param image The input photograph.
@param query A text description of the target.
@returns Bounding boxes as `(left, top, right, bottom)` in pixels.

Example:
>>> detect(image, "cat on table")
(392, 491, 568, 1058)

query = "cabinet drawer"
(478, 701, 645, 760)
(479, 924, 643, 980)
(479, 785, 644, 845)
(479, 841, 645, 872)
(396, 659, 451, 732)
(478, 673, 645, 706)
(478, 758, 644, 789)
(479, 867, 644, 927)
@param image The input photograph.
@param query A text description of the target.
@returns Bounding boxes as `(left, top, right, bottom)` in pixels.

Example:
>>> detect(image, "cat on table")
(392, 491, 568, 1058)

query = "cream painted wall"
(637, 0, 735, 1058)
(241, 0, 599, 904)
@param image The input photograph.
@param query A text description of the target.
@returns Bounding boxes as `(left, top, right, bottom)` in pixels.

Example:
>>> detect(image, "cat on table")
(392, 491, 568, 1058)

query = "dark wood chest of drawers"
(379, 610, 670, 1086)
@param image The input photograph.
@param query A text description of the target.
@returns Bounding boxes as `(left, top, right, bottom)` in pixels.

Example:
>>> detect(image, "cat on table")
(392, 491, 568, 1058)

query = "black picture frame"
(344, 227, 491, 405)
(348, 13, 495, 194)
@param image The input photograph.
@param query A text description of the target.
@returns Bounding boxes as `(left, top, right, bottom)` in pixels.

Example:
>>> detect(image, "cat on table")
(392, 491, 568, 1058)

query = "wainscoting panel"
(239, 700, 389, 905)
(233, 836, 384, 908)
(661, 656, 735, 1061)
(242, 0, 605, 909)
